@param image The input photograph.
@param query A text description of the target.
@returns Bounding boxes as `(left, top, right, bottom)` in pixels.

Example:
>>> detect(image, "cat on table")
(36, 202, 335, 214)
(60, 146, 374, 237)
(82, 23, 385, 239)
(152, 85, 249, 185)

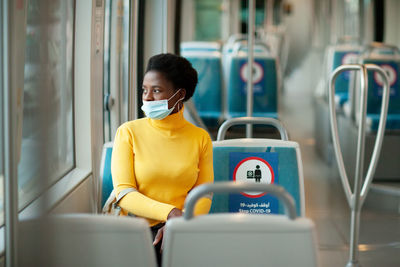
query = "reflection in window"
(103, 0, 130, 142)
(18, 0, 74, 209)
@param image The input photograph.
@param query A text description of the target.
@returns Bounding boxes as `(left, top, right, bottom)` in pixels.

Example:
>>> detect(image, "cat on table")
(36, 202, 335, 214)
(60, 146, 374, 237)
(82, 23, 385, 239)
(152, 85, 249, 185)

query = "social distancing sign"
(233, 157, 274, 197)
(239, 60, 265, 95)
(229, 152, 279, 214)
(372, 63, 399, 97)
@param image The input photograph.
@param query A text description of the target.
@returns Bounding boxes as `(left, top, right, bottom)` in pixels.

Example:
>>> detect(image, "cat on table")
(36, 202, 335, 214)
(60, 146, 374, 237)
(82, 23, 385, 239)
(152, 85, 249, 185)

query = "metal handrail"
(216, 117, 289, 141)
(328, 63, 390, 267)
(328, 64, 389, 206)
(183, 182, 296, 220)
(359, 65, 390, 205)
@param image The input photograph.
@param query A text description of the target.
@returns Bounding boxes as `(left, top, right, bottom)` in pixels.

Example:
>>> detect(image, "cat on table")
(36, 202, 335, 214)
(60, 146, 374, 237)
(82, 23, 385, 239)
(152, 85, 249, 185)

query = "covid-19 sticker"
(233, 156, 275, 198)
(374, 64, 397, 87)
(342, 53, 358, 65)
(240, 61, 264, 84)
(229, 152, 279, 214)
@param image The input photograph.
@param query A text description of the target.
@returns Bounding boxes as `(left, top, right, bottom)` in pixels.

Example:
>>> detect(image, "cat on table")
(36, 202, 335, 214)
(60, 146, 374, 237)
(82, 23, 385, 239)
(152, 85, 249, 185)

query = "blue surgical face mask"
(141, 89, 184, 120)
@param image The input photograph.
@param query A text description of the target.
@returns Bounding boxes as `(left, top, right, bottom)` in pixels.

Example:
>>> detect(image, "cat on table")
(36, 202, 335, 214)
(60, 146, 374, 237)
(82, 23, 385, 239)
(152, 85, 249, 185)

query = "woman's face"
(142, 70, 185, 112)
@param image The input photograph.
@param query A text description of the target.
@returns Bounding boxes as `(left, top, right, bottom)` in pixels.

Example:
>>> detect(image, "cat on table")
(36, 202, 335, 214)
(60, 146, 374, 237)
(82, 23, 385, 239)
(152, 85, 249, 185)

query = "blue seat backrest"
(211, 139, 305, 217)
(100, 142, 114, 208)
(227, 55, 279, 118)
(360, 57, 400, 115)
(182, 52, 223, 124)
(328, 47, 360, 103)
(324, 45, 361, 106)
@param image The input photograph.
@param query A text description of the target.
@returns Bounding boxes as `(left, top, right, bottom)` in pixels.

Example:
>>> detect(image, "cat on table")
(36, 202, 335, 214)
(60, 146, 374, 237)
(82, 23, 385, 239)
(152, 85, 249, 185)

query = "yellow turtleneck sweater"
(111, 107, 214, 226)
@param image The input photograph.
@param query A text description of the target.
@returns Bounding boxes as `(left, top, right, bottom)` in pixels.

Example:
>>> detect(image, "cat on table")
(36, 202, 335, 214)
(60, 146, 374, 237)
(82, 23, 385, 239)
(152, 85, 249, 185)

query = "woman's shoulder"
(184, 122, 212, 142)
(119, 118, 148, 129)
(116, 118, 149, 136)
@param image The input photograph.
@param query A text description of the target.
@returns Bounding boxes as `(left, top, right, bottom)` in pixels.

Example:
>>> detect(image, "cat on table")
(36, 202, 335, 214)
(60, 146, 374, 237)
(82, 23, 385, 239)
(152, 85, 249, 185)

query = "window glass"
(195, 0, 223, 41)
(0, 8, 4, 222)
(103, 0, 130, 142)
(18, 0, 74, 209)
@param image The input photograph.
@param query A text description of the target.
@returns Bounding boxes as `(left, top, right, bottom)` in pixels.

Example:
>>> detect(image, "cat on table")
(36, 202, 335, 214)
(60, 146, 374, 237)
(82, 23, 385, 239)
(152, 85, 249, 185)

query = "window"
(18, 0, 75, 210)
(103, 0, 131, 142)
(0, 3, 4, 223)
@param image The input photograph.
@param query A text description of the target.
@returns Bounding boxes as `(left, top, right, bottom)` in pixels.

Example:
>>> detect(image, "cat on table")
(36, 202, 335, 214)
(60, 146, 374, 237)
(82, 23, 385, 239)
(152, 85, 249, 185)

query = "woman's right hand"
(153, 208, 183, 250)
(167, 208, 183, 220)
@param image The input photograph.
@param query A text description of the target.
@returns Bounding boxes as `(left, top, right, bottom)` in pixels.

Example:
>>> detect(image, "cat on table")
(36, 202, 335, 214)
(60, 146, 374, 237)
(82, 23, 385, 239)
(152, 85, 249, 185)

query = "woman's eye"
(153, 89, 161, 93)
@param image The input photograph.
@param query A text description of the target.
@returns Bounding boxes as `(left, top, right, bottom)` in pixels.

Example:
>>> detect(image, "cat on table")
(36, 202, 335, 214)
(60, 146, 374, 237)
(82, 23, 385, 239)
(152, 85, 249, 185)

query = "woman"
(111, 53, 214, 265)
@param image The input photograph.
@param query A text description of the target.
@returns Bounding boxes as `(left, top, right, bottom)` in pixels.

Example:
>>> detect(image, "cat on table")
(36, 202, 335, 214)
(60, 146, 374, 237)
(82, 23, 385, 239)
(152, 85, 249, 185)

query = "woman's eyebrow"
(150, 85, 164, 89)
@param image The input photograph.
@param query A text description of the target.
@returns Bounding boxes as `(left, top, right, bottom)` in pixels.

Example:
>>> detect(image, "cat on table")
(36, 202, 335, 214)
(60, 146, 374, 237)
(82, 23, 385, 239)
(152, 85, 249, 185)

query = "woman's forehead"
(143, 71, 168, 84)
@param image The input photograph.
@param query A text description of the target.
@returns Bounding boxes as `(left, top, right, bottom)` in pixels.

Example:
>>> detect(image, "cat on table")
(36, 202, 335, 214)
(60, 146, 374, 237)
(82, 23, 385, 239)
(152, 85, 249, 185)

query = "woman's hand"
(167, 208, 183, 219)
(153, 226, 165, 248)
(153, 208, 183, 250)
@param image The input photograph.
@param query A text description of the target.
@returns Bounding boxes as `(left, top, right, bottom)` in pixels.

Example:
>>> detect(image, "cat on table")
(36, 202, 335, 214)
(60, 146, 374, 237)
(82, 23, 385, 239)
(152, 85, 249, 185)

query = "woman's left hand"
(153, 226, 166, 249)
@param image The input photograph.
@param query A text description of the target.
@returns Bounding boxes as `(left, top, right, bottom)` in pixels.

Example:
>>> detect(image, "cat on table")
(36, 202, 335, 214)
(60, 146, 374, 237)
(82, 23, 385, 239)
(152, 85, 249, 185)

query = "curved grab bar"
(226, 33, 247, 45)
(359, 64, 390, 204)
(184, 182, 296, 220)
(362, 42, 400, 56)
(217, 117, 289, 141)
(329, 64, 365, 205)
(328, 64, 389, 207)
(328, 64, 389, 266)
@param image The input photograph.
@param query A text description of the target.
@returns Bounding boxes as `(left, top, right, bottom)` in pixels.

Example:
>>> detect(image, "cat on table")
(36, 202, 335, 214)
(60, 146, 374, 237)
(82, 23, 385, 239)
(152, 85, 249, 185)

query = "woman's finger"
(153, 227, 164, 245)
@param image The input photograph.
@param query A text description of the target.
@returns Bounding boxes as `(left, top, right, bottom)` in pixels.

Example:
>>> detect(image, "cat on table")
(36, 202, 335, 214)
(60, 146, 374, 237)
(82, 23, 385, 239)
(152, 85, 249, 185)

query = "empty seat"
(352, 44, 400, 131)
(162, 182, 318, 267)
(324, 44, 361, 107)
(224, 42, 280, 119)
(181, 42, 223, 125)
(211, 117, 305, 217)
(19, 214, 157, 267)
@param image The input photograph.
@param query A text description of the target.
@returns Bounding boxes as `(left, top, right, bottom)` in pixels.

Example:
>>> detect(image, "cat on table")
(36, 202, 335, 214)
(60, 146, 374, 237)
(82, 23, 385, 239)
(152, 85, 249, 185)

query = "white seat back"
(162, 183, 318, 267)
(163, 214, 318, 267)
(19, 214, 157, 267)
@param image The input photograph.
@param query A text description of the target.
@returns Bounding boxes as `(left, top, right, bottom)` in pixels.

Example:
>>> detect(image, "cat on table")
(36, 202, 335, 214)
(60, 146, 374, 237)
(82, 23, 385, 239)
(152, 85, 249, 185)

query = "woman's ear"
(180, 89, 186, 100)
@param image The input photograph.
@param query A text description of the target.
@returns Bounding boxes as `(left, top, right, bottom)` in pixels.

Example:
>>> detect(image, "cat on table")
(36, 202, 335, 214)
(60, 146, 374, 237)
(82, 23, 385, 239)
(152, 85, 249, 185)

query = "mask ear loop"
(174, 89, 185, 112)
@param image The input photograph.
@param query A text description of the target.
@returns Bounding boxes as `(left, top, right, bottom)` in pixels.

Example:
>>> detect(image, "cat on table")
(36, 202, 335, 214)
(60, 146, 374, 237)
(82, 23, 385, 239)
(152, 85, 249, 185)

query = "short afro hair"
(145, 53, 198, 101)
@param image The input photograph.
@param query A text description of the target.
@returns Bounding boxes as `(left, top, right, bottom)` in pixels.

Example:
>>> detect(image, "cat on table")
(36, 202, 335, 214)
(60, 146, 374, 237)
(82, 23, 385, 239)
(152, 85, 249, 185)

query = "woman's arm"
(191, 133, 214, 215)
(111, 125, 176, 221)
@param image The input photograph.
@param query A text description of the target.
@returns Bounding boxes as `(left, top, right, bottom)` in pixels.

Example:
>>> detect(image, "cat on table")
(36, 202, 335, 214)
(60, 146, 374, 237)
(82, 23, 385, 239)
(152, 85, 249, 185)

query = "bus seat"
(19, 214, 157, 267)
(180, 41, 221, 52)
(100, 142, 113, 209)
(181, 45, 223, 126)
(162, 183, 318, 267)
(324, 45, 361, 107)
(356, 56, 400, 131)
(211, 138, 305, 217)
(225, 51, 279, 119)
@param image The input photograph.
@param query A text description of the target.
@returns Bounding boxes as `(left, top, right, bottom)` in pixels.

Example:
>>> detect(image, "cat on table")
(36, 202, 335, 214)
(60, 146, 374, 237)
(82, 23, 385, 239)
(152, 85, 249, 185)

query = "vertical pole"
(346, 66, 368, 267)
(162, 0, 168, 53)
(3, 0, 19, 266)
(266, 0, 274, 27)
(246, 0, 255, 138)
(358, 0, 364, 44)
(129, 0, 139, 120)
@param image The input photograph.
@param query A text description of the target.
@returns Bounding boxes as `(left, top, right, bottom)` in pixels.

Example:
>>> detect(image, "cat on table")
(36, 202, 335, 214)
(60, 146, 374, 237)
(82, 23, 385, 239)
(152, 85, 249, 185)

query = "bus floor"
(281, 49, 400, 267)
